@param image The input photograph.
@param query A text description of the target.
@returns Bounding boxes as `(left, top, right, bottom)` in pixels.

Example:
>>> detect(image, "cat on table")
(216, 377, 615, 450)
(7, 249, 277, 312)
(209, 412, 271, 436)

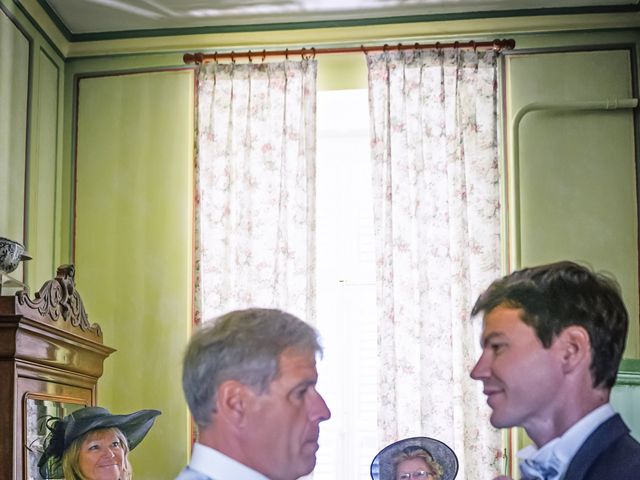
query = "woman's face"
(395, 457, 436, 480)
(78, 429, 126, 480)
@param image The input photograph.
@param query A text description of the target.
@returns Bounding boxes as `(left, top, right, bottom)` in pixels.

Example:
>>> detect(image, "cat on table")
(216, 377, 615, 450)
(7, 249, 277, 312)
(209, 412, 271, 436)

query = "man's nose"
(310, 389, 331, 422)
(470, 351, 489, 380)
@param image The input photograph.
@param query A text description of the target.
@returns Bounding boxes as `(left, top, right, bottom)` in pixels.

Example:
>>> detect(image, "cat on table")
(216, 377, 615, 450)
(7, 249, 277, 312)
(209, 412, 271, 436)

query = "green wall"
(318, 53, 367, 90)
(72, 70, 194, 478)
(3, 2, 640, 477)
(501, 36, 640, 466)
(28, 48, 62, 288)
(1, 2, 30, 283)
(504, 46, 639, 358)
(0, 0, 64, 288)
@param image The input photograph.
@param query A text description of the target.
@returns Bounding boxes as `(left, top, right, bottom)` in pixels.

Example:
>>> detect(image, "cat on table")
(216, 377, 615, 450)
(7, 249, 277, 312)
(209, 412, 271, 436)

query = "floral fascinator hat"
(38, 406, 161, 479)
(370, 436, 459, 480)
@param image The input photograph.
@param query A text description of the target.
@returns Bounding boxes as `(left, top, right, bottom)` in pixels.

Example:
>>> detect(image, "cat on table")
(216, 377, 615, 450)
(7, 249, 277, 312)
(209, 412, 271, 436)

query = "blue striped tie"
(519, 458, 559, 480)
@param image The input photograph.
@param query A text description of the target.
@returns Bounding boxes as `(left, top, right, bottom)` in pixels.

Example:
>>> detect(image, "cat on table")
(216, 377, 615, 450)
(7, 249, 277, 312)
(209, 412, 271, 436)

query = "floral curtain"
(367, 48, 503, 478)
(194, 59, 318, 324)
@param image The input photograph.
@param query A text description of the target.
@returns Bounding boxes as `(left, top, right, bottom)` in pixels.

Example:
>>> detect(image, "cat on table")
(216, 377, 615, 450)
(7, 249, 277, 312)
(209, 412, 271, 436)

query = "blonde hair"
(393, 446, 443, 480)
(62, 427, 132, 479)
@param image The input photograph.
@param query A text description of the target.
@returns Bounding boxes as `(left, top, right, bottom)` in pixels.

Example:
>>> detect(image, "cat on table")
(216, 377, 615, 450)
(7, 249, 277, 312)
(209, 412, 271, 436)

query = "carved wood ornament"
(15, 264, 102, 337)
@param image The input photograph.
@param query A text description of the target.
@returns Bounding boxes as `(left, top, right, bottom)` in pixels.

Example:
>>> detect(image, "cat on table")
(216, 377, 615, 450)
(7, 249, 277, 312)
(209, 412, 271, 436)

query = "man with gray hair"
(175, 308, 331, 480)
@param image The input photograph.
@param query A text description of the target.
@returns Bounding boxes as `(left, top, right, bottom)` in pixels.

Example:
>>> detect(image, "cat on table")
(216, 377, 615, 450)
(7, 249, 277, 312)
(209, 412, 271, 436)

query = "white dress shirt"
(517, 403, 616, 480)
(179, 442, 270, 480)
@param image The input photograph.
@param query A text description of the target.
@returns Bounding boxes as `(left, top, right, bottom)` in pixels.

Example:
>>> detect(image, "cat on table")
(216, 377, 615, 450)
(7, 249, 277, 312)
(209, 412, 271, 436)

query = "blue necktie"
(519, 458, 560, 480)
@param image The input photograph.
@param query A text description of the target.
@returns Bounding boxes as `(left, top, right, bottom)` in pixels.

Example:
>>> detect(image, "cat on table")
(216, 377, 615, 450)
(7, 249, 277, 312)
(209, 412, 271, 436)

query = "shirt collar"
(189, 443, 270, 480)
(517, 403, 615, 479)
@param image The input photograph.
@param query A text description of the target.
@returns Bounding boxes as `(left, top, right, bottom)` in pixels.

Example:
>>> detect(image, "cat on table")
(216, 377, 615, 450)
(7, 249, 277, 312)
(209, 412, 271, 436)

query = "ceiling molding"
(46, 4, 640, 43)
(64, 12, 640, 58)
(12, 0, 640, 59)
(14, 0, 68, 56)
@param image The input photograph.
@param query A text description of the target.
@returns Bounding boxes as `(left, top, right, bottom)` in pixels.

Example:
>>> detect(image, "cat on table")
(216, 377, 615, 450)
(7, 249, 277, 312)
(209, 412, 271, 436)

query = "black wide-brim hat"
(38, 406, 161, 479)
(370, 436, 459, 480)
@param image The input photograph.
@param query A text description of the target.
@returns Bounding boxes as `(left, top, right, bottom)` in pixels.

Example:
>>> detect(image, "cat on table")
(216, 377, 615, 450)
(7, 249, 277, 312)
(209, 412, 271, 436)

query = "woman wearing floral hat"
(371, 437, 458, 480)
(38, 406, 160, 480)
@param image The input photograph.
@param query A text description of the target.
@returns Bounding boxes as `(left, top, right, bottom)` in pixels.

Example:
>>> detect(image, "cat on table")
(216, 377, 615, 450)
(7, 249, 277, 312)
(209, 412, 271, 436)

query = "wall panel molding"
(0, 1, 33, 283)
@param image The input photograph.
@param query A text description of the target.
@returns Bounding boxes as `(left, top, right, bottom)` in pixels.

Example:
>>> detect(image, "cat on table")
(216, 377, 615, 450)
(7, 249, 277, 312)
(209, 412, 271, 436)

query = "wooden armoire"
(0, 265, 114, 479)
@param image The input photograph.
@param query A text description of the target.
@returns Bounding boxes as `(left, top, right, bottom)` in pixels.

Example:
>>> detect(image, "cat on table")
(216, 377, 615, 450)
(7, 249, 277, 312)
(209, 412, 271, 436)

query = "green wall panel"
(0, 6, 29, 277)
(27, 49, 60, 288)
(74, 69, 193, 479)
(317, 53, 367, 90)
(504, 49, 639, 358)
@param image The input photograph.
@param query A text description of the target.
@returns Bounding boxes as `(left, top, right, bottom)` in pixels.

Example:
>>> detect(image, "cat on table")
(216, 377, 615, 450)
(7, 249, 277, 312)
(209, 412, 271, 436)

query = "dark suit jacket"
(564, 414, 640, 480)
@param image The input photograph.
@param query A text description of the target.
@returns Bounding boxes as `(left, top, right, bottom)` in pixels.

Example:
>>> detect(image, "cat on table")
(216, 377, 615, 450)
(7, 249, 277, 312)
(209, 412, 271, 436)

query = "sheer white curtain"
(194, 59, 318, 323)
(367, 48, 503, 478)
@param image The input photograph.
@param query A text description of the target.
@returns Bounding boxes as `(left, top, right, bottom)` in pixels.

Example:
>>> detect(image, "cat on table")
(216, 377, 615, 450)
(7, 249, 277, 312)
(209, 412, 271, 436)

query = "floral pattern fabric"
(194, 60, 318, 324)
(367, 48, 503, 478)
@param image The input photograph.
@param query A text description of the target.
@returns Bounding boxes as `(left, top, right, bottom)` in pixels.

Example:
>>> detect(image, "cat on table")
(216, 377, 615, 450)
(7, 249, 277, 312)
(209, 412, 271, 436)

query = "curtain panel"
(367, 48, 503, 478)
(194, 59, 318, 324)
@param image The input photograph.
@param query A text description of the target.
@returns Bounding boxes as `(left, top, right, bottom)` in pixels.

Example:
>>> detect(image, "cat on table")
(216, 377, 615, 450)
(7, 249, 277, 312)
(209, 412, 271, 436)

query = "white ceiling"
(39, 0, 637, 36)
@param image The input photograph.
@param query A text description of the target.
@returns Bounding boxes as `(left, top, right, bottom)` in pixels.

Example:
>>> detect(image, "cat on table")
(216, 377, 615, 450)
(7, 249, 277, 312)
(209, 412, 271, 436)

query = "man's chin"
(268, 447, 318, 480)
(298, 450, 319, 476)
(277, 462, 316, 480)
(490, 411, 518, 429)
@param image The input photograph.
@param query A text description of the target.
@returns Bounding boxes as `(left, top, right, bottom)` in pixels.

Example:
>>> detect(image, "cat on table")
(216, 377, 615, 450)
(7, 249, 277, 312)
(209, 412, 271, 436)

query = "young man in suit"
(470, 260, 640, 480)
(175, 308, 331, 480)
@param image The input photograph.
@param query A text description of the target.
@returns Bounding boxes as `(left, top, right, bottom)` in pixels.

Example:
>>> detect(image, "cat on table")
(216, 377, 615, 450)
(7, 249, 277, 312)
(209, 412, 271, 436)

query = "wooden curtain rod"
(183, 38, 515, 64)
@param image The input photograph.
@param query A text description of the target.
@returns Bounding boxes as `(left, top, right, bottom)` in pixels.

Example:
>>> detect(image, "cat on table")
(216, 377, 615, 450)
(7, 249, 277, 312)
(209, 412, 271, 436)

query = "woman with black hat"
(38, 406, 160, 480)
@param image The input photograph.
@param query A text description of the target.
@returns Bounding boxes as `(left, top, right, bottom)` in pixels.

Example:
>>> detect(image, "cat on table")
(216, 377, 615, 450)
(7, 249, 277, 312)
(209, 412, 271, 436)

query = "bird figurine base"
(0, 272, 29, 296)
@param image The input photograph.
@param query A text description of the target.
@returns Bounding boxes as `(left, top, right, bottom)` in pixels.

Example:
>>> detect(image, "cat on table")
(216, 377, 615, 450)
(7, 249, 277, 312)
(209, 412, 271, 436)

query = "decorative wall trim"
(1, 0, 33, 284)
(618, 358, 640, 383)
(499, 44, 639, 275)
(11, 0, 64, 59)
(37, 46, 61, 277)
(10, 0, 640, 59)
(68, 65, 195, 263)
(32, 2, 640, 43)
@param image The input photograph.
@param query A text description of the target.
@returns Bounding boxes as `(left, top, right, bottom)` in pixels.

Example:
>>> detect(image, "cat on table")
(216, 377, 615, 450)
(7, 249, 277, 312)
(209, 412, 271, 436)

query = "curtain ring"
(413, 42, 421, 58)
(285, 48, 289, 60)
(248, 50, 252, 62)
(301, 47, 307, 60)
(262, 49, 266, 62)
(311, 47, 316, 59)
(360, 44, 368, 56)
(453, 41, 460, 49)
(470, 40, 477, 52)
(213, 51, 218, 63)
(435, 41, 441, 51)
(230, 51, 235, 63)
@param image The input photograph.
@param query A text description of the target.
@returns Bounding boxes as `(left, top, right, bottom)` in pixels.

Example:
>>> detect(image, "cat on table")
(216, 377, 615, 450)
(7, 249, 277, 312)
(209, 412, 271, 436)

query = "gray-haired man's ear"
(215, 380, 250, 425)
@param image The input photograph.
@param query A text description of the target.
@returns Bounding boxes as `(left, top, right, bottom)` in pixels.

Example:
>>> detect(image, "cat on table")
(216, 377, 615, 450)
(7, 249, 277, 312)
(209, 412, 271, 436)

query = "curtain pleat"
(194, 60, 318, 325)
(367, 48, 503, 478)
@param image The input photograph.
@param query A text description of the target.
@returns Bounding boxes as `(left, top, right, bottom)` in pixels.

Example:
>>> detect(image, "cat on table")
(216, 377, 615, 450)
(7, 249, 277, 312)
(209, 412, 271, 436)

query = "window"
(313, 89, 379, 479)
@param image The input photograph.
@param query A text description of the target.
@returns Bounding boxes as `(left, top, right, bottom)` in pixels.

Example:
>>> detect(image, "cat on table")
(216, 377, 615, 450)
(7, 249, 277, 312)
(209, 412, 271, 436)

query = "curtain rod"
(183, 38, 515, 64)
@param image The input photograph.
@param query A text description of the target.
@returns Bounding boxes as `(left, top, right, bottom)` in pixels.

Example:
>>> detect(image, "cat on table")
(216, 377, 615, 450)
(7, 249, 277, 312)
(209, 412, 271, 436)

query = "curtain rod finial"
(493, 39, 516, 51)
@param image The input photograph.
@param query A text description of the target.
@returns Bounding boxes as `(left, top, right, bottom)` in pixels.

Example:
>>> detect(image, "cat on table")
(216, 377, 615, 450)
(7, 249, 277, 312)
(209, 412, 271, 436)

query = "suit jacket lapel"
(563, 414, 629, 480)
